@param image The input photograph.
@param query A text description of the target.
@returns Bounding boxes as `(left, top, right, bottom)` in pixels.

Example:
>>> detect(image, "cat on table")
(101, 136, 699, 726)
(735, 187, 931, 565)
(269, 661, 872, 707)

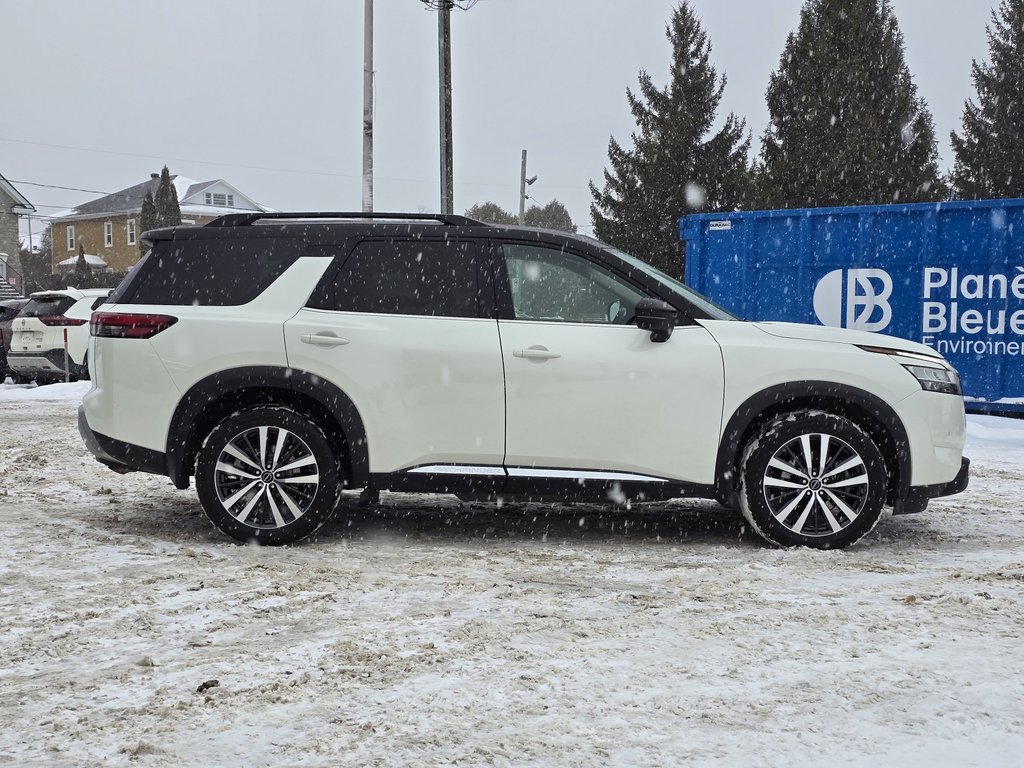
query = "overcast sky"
(2, 0, 993, 244)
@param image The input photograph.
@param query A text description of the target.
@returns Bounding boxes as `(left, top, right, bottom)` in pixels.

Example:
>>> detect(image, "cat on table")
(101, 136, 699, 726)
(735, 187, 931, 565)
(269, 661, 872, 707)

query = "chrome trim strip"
(506, 467, 669, 483)
(406, 465, 506, 476)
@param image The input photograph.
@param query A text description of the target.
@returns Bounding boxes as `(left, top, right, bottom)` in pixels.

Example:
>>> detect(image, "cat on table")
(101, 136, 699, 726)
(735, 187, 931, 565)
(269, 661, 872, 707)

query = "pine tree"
(152, 166, 182, 229)
(760, 0, 943, 209)
(951, 0, 1024, 199)
(139, 191, 157, 254)
(590, 2, 752, 278)
(73, 244, 92, 286)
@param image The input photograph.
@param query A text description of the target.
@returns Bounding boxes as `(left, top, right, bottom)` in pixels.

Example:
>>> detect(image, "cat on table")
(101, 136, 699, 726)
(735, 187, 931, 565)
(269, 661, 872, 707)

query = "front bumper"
(78, 405, 167, 476)
(893, 457, 970, 515)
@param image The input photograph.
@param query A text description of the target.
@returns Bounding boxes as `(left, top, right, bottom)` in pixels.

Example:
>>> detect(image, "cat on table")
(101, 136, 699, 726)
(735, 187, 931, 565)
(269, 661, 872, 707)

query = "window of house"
(104, 222, 113, 247)
(67, 225, 76, 251)
(204, 192, 211, 205)
(126, 219, 137, 245)
(205, 191, 232, 207)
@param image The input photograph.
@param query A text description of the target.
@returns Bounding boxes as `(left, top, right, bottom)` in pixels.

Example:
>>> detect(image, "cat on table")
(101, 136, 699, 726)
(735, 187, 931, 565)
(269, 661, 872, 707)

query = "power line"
(0, 136, 363, 181)
(1, 136, 586, 192)
(10, 180, 112, 195)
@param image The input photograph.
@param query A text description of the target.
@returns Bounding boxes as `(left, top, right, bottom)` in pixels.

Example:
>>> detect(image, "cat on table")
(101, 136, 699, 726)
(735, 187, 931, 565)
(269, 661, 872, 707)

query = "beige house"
(0, 172, 35, 298)
(49, 173, 269, 273)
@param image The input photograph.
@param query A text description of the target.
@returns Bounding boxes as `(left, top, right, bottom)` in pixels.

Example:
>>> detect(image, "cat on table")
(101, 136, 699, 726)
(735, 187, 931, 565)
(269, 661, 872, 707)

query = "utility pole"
(518, 150, 528, 225)
(362, 0, 374, 212)
(437, 2, 454, 214)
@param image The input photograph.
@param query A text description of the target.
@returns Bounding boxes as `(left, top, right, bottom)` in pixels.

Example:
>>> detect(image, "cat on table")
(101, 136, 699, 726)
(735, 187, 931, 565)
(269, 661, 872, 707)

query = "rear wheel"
(196, 407, 342, 545)
(738, 410, 888, 549)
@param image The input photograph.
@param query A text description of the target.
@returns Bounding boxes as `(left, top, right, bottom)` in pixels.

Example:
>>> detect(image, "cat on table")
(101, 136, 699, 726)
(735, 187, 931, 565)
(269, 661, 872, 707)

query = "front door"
(495, 242, 725, 484)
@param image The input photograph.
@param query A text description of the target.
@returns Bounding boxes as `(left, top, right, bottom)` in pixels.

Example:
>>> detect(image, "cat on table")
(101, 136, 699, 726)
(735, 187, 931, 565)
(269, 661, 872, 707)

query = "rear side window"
(118, 238, 303, 306)
(20, 296, 76, 318)
(312, 239, 479, 318)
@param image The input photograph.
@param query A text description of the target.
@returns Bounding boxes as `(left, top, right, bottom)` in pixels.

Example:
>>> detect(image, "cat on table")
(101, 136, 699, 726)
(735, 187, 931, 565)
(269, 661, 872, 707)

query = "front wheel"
(196, 407, 342, 545)
(738, 410, 888, 549)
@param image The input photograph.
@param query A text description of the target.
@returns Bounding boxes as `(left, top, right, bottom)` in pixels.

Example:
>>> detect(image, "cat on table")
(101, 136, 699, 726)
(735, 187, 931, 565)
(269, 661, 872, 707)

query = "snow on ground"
(1, 385, 1022, 767)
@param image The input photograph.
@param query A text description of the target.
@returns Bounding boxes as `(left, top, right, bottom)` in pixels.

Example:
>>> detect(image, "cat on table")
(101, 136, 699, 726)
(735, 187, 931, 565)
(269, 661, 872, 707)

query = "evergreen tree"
(139, 190, 157, 253)
(152, 166, 182, 229)
(73, 244, 92, 285)
(760, 0, 943, 209)
(523, 200, 577, 233)
(951, 0, 1024, 199)
(590, 2, 752, 278)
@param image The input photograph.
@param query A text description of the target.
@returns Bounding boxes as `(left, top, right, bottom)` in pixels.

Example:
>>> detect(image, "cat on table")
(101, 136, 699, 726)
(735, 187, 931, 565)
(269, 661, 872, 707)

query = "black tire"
(738, 409, 888, 549)
(196, 407, 342, 545)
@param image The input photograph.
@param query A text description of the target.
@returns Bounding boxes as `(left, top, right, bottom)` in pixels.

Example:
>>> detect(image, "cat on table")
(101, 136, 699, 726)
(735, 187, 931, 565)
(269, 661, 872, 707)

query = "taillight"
(90, 312, 178, 339)
(38, 315, 88, 327)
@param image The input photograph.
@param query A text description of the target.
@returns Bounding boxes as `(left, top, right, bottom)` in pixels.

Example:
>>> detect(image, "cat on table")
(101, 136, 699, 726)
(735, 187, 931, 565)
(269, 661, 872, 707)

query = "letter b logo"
(813, 269, 893, 332)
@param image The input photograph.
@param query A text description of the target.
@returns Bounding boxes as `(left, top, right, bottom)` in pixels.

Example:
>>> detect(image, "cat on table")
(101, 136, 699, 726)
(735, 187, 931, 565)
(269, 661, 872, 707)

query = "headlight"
(903, 364, 962, 395)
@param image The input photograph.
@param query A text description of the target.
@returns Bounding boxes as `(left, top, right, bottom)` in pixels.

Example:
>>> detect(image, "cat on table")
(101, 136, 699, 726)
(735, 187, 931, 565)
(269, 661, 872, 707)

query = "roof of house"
(0, 172, 35, 212)
(51, 174, 268, 220)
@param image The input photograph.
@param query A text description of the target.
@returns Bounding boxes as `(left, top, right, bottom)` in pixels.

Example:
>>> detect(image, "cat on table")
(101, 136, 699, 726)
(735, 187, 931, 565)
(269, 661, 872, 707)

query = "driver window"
(503, 244, 648, 324)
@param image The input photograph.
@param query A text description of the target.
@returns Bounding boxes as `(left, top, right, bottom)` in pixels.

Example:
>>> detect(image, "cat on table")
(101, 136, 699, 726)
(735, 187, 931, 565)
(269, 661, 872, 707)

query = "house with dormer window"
(49, 173, 270, 273)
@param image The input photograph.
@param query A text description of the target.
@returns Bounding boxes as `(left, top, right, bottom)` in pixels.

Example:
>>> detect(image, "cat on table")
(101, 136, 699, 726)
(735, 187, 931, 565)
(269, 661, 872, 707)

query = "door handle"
(513, 345, 561, 360)
(301, 333, 350, 348)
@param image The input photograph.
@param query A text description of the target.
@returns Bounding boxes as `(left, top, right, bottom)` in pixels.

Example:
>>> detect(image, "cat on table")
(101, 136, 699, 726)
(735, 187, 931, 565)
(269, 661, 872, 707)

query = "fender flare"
(165, 366, 368, 489)
(714, 381, 912, 501)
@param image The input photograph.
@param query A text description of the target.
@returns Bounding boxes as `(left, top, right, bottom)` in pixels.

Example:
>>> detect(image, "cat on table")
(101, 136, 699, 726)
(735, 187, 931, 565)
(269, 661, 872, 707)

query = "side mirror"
(634, 298, 677, 343)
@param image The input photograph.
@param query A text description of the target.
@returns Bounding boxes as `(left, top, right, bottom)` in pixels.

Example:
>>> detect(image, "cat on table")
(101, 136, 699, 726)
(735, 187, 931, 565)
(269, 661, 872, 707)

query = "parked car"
(7, 289, 110, 384)
(79, 212, 969, 549)
(1, 298, 30, 381)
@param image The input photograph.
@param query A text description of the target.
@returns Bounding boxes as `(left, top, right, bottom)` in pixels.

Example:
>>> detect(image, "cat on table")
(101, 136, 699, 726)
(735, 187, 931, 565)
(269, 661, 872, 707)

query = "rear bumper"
(893, 457, 970, 515)
(8, 349, 85, 379)
(78, 405, 166, 476)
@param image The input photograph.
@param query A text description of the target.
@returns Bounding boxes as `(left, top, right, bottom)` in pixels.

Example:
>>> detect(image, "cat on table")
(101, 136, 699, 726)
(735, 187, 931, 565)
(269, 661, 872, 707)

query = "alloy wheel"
(762, 432, 870, 537)
(213, 425, 320, 530)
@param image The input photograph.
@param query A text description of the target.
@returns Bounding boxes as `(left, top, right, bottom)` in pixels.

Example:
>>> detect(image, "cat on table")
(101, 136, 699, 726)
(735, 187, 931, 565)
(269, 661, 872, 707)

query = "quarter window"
(318, 240, 478, 318)
(502, 244, 648, 324)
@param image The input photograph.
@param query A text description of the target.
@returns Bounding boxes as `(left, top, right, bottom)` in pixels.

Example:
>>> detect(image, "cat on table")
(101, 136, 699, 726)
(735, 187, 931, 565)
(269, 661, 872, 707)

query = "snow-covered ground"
(1, 382, 1022, 767)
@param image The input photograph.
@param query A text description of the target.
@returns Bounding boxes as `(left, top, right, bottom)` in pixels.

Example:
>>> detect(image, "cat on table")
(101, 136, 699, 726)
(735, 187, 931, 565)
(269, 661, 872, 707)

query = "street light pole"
(518, 149, 528, 225)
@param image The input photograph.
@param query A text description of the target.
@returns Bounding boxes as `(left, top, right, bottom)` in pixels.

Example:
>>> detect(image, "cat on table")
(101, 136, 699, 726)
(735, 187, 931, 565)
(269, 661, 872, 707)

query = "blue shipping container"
(680, 199, 1024, 413)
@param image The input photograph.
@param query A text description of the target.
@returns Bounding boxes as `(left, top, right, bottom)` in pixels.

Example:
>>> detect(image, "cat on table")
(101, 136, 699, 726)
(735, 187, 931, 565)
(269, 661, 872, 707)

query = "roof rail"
(205, 211, 487, 228)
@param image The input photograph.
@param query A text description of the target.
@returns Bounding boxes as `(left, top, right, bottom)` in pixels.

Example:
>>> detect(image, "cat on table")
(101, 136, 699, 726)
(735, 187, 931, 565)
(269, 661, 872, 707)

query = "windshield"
(601, 245, 739, 321)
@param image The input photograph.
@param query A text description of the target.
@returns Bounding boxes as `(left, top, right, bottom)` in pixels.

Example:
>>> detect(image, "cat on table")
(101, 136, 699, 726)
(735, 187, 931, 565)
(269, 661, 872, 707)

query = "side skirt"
(369, 465, 716, 504)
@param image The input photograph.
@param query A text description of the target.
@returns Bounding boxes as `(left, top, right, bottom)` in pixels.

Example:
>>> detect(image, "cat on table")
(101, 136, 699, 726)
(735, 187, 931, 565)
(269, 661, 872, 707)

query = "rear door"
(494, 240, 725, 484)
(283, 238, 505, 476)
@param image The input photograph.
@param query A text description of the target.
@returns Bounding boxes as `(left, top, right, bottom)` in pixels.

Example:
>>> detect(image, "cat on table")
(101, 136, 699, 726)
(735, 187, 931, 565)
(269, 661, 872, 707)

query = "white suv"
(8, 288, 110, 383)
(79, 212, 969, 548)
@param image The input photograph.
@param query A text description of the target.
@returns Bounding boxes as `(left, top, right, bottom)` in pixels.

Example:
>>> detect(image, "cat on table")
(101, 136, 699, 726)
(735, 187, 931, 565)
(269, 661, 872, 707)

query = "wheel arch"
(715, 381, 911, 506)
(166, 366, 369, 490)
